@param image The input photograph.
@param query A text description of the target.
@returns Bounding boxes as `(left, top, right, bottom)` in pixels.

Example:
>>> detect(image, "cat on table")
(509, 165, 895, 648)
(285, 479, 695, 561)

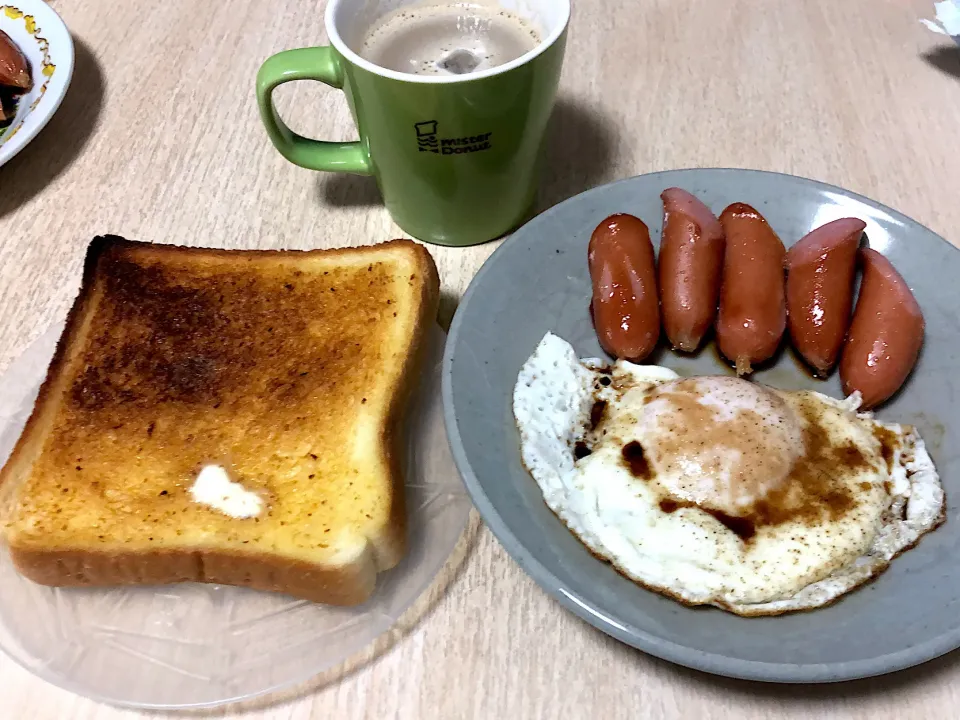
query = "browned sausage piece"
(716, 203, 786, 375)
(839, 249, 924, 409)
(588, 214, 660, 362)
(0, 30, 32, 91)
(659, 188, 726, 352)
(785, 218, 865, 376)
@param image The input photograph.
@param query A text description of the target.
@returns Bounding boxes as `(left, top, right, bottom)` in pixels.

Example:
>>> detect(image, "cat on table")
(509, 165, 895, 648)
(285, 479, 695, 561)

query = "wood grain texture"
(1, 0, 959, 717)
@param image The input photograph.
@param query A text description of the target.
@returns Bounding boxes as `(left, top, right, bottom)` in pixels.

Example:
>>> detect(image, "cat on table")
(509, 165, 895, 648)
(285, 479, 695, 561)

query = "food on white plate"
(0, 29, 31, 123)
(716, 203, 787, 376)
(0, 236, 440, 606)
(588, 213, 660, 362)
(0, 29, 30, 90)
(840, 249, 925, 410)
(785, 218, 865, 376)
(658, 188, 725, 352)
(513, 333, 944, 616)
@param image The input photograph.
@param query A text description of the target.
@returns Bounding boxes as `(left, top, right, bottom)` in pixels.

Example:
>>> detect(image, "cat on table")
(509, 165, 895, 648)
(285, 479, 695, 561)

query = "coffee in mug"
(357, 2, 541, 76)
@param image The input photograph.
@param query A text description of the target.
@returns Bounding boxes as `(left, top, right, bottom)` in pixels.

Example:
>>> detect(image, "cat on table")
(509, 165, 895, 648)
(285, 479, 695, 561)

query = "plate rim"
(442, 167, 959, 684)
(0, 0, 75, 168)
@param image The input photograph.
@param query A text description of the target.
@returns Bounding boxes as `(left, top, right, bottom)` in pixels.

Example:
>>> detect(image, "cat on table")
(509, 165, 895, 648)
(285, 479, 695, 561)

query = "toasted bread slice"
(0, 236, 440, 605)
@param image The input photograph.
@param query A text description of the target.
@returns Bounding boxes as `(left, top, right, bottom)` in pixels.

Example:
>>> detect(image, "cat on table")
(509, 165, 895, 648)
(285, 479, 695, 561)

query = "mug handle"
(256, 47, 373, 175)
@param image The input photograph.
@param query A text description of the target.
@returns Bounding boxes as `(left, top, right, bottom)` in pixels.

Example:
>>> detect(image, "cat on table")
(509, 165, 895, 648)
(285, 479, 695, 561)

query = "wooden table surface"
(1, 0, 959, 717)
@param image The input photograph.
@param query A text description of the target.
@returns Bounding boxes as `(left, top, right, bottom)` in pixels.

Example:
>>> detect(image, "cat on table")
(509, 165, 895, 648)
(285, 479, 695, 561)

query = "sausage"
(659, 188, 726, 352)
(0, 30, 31, 90)
(588, 214, 660, 362)
(716, 203, 787, 375)
(785, 218, 865, 375)
(839, 249, 924, 409)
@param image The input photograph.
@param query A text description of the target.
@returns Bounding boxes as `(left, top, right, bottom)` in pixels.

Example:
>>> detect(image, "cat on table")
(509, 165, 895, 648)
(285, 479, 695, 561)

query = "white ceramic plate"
(0, 324, 471, 708)
(0, 1, 74, 167)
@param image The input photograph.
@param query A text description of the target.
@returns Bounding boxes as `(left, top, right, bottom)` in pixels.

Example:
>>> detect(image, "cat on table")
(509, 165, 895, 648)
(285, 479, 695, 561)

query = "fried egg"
(513, 333, 945, 616)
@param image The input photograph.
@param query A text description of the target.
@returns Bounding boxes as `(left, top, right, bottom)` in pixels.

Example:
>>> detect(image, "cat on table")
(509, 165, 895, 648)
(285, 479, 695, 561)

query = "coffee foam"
(357, 2, 542, 76)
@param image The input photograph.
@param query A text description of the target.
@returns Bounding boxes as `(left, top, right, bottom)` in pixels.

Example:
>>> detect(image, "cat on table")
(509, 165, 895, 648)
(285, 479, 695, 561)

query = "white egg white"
(513, 333, 945, 616)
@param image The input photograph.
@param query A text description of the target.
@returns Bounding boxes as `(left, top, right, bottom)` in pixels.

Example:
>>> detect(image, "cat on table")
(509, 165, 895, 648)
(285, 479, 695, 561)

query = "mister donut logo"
(414, 121, 493, 155)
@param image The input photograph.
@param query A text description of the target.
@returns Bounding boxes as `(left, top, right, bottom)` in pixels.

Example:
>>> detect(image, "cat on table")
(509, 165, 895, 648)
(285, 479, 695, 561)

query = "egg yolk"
(631, 377, 804, 515)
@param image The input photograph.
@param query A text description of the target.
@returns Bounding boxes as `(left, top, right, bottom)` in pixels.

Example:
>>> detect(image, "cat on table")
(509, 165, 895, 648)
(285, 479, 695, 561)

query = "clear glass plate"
(0, 322, 470, 709)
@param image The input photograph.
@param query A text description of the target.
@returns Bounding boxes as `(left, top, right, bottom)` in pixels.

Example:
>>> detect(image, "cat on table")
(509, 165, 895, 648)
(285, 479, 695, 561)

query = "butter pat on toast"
(0, 237, 440, 605)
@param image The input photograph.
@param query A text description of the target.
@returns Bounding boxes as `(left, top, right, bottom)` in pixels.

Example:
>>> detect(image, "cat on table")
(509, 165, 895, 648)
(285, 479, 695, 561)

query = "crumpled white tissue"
(920, 1, 960, 39)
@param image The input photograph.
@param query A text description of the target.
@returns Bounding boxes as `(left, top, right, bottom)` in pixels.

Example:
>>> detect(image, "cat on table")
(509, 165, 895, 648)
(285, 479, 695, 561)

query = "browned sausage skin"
(716, 203, 787, 375)
(659, 188, 726, 352)
(588, 214, 660, 362)
(0, 30, 32, 90)
(839, 249, 924, 409)
(785, 218, 865, 376)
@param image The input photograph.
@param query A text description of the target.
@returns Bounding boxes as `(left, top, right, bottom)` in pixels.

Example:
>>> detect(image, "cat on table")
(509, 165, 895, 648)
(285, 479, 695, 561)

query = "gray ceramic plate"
(442, 168, 960, 683)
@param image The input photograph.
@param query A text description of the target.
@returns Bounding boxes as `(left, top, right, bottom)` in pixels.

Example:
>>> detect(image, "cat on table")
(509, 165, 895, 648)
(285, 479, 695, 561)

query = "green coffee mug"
(256, 0, 570, 247)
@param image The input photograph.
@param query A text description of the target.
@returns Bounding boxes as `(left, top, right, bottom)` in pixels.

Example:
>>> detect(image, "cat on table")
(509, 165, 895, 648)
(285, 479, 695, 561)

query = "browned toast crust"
(0, 236, 440, 606)
(11, 545, 379, 605)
